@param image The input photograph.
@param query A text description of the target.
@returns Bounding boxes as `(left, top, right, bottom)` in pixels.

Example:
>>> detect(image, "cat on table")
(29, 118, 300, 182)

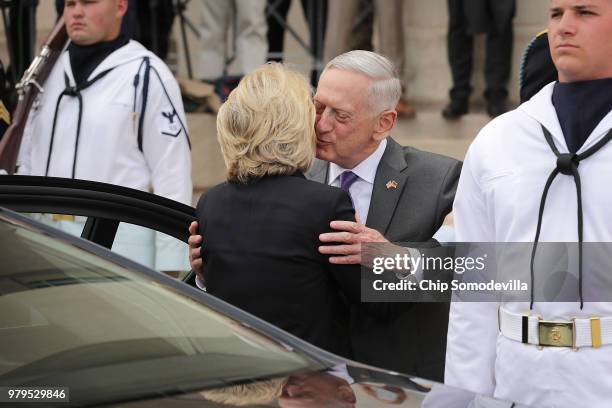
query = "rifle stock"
(0, 18, 68, 174)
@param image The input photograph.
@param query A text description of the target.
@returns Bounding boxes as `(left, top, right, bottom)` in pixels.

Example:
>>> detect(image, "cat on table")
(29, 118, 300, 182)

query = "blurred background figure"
(2, 0, 38, 81)
(198, 0, 267, 99)
(375, 0, 416, 118)
(0, 0, 39, 116)
(266, 0, 327, 86)
(324, 0, 416, 118)
(442, 0, 516, 119)
(347, 0, 374, 52)
(133, 0, 176, 61)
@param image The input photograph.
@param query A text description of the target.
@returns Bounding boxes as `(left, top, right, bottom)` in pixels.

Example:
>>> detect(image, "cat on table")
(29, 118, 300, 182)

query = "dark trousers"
(2, 0, 38, 78)
(134, 0, 175, 60)
(1, 0, 38, 109)
(349, 0, 374, 52)
(447, 0, 513, 103)
(266, 0, 327, 85)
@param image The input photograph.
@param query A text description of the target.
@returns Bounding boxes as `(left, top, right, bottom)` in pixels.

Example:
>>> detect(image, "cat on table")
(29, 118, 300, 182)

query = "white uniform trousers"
(323, 0, 405, 91)
(198, 0, 268, 80)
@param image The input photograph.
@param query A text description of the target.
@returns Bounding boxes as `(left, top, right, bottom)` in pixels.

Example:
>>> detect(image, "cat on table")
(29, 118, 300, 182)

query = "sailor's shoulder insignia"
(159, 109, 181, 137)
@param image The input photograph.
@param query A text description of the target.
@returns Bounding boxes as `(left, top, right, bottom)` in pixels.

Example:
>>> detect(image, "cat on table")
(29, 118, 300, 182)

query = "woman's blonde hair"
(216, 63, 316, 184)
(200, 377, 288, 406)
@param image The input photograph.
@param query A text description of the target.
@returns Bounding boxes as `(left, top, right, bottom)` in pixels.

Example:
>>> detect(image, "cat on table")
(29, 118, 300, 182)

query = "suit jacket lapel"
(306, 159, 329, 183)
(366, 138, 409, 235)
(307, 140, 408, 235)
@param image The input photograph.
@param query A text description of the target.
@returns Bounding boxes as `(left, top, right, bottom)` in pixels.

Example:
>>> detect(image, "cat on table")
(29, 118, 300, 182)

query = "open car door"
(0, 175, 197, 284)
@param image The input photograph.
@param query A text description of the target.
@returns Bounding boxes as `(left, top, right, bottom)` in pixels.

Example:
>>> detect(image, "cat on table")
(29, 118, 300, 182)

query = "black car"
(0, 176, 529, 407)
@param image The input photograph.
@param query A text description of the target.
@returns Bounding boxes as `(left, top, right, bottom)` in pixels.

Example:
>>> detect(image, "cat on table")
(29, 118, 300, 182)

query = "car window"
(19, 215, 191, 280)
(22, 213, 87, 237)
(111, 221, 191, 279)
(0, 217, 322, 404)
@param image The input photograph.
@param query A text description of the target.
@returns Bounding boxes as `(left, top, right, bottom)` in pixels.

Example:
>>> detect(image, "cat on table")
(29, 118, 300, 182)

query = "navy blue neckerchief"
(68, 34, 128, 87)
(531, 125, 612, 309)
(552, 77, 612, 153)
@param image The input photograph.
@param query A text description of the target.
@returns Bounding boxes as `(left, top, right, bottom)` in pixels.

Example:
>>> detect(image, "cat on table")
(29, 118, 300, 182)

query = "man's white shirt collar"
(328, 138, 387, 222)
(328, 138, 387, 185)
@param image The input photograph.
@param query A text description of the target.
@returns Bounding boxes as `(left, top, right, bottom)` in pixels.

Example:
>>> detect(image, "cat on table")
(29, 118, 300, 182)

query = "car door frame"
(0, 175, 197, 283)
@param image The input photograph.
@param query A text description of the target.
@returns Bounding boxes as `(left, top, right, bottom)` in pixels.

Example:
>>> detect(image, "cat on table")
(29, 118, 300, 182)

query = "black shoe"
(442, 100, 468, 119)
(486, 101, 509, 118)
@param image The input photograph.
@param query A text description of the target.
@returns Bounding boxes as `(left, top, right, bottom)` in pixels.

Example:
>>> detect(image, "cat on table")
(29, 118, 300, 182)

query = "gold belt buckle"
(538, 319, 576, 349)
(591, 317, 602, 348)
(52, 214, 76, 222)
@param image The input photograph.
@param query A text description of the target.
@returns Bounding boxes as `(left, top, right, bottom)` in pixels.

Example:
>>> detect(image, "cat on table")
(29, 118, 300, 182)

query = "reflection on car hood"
(112, 363, 532, 408)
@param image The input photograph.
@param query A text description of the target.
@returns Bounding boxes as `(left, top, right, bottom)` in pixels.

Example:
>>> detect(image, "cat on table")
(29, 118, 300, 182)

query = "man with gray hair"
(312, 50, 460, 381)
(313, 50, 458, 263)
(190, 50, 461, 380)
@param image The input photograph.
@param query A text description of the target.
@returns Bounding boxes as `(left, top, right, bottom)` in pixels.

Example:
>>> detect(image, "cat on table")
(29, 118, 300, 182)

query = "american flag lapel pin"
(386, 180, 399, 189)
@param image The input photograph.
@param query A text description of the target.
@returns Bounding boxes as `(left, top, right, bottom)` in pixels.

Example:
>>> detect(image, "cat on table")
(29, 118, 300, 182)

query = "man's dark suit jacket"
(308, 137, 462, 382)
(196, 173, 387, 357)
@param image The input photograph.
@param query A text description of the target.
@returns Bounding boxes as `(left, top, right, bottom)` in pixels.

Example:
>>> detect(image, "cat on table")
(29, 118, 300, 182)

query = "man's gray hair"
(323, 50, 402, 114)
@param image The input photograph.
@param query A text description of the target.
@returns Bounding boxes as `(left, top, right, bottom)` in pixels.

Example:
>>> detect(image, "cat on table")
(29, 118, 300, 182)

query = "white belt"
(498, 307, 612, 349)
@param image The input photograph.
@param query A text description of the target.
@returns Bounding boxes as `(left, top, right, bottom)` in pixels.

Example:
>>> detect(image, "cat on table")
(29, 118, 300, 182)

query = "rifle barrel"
(0, 18, 67, 174)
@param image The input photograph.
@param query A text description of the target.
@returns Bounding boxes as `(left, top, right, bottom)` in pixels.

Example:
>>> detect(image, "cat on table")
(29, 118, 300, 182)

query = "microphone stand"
(173, 0, 200, 79)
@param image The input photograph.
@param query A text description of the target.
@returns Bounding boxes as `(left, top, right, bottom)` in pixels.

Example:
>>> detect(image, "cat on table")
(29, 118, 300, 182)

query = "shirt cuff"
(195, 273, 206, 291)
(394, 247, 423, 281)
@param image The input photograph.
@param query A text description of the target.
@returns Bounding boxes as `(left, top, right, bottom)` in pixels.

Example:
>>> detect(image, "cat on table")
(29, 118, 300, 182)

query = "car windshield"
(0, 214, 324, 404)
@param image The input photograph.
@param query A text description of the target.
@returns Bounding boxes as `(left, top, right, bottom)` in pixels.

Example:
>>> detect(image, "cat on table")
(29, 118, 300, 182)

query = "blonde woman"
(196, 63, 376, 357)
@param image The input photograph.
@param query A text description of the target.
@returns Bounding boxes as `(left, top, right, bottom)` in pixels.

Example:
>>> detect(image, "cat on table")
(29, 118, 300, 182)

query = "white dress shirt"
(328, 138, 387, 223)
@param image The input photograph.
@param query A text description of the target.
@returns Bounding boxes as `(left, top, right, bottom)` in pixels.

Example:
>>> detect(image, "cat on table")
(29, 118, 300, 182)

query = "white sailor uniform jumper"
(18, 41, 192, 271)
(445, 82, 612, 408)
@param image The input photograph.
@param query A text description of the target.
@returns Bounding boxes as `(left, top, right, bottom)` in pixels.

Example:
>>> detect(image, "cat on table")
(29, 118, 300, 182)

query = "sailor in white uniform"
(445, 1, 612, 407)
(18, 0, 192, 272)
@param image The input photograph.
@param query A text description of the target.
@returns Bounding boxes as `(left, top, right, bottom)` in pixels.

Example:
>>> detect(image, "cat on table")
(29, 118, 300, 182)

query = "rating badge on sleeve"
(160, 109, 182, 137)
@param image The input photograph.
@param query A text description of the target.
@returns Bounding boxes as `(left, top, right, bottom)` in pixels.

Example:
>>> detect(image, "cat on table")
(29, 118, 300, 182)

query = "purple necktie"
(339, 171, 359, 203)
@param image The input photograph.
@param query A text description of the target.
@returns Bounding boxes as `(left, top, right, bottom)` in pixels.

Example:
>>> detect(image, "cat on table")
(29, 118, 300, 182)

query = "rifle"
(0, 18, 68, 174)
